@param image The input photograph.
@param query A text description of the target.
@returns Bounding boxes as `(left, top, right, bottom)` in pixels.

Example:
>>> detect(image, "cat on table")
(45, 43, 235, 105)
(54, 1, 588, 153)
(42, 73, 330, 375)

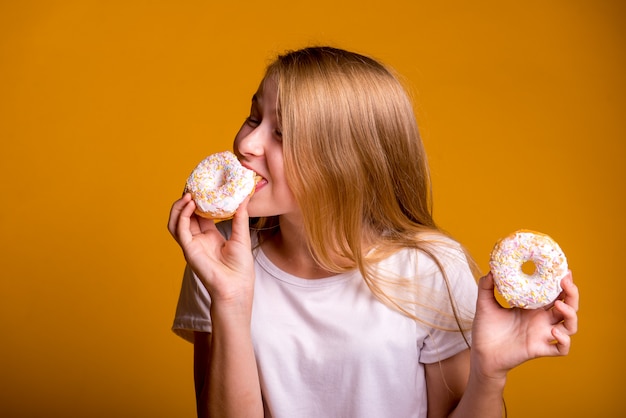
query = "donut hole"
(217, 172, 227, 187)
(521, 260, 536, 275)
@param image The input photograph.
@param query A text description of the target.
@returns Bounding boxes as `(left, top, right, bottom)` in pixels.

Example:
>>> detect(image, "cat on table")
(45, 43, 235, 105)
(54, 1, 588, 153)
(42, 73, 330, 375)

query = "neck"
(261, 214, 337, 279)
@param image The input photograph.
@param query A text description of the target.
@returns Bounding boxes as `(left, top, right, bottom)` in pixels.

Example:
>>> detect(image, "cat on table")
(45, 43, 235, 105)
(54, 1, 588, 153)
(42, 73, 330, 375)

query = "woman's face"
(233, 77, 298, 218)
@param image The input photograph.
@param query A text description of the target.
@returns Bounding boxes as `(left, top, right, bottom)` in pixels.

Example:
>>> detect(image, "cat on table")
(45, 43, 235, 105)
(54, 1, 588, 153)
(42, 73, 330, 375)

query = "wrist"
(469, 350, 508, 389)
(210, 295, 254, 327)
(469, 366, 507, 391)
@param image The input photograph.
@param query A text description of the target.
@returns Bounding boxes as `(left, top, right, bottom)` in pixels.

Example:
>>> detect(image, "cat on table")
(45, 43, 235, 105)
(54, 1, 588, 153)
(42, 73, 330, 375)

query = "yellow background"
(1, 1, 624, 416)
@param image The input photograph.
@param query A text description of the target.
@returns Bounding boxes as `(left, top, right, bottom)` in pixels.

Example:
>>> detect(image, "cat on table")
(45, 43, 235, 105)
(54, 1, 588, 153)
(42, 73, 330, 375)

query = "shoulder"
(418, 232, 473, 275)
(381, 232, 471, 278)
(378, 232, 478, 305)
(417, 231, 467, 258)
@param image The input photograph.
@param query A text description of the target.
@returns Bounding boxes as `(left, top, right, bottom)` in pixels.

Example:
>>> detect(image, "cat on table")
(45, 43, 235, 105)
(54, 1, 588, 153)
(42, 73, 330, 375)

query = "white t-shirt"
(172, 221, 478, 418)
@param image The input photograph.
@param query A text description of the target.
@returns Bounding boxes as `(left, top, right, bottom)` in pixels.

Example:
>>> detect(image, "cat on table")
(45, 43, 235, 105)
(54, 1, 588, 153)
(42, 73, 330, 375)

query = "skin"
(168, 78, 580, 418)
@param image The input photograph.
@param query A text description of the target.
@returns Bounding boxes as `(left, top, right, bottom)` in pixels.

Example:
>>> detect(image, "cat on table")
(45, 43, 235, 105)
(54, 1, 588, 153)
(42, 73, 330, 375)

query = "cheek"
(277, 172, 298, 208)
(274, 153, 293, 194)
(269, 158, 295, 198)
(270, 155, 288, 187)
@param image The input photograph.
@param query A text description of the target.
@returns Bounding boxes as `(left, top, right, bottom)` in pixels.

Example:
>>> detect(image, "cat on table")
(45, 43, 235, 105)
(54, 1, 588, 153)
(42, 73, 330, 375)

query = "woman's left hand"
(471, 271, 579, 380)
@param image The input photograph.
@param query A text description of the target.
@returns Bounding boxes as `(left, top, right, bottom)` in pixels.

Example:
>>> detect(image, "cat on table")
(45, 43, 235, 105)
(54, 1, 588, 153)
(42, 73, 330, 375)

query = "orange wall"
(1, 1, 624, 416)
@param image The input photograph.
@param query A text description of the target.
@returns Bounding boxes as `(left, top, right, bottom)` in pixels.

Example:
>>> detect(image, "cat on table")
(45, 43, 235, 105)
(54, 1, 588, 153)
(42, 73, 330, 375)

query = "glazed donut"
(184, 151, 259, 220)
(489, 230, 568, 309)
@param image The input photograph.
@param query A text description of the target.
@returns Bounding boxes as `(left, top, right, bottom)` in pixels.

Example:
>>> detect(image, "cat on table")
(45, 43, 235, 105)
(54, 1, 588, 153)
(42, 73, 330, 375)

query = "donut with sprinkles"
(185, 151, 259, 220)
(489, 230, 568, 309)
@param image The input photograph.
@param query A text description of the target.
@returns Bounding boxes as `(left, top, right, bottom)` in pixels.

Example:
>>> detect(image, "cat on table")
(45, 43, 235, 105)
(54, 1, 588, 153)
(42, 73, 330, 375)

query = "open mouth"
(254, 176, 268, 191)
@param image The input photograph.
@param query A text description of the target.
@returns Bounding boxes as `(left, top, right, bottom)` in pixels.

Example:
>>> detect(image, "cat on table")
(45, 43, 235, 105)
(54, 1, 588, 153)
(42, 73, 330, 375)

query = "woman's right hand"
(167, 193, 255, 310)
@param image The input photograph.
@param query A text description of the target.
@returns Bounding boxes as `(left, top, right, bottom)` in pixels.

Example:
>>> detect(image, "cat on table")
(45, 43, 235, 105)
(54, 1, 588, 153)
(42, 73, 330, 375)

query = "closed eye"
(246, 116, 261, 127)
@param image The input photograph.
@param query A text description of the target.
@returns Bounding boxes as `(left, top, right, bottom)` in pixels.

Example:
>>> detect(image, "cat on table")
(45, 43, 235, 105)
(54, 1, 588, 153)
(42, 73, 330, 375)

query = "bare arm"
(193, 332, 211, 416)
(194, 319, 262, 418)
(425, 349, 474, 418)
(426, 349, 507, 418)
(426, 345, 506, 418)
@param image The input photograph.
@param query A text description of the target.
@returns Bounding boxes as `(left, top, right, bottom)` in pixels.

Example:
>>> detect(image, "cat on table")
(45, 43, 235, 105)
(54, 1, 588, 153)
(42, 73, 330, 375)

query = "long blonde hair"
(256, 46, 478, 335)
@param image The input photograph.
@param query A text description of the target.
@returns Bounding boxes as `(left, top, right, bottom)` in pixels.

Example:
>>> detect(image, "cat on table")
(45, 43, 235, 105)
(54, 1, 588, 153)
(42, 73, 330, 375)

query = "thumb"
(477, 272, 500, 310)
(478, 272, 495, 293)
(230, 196, 251, 246)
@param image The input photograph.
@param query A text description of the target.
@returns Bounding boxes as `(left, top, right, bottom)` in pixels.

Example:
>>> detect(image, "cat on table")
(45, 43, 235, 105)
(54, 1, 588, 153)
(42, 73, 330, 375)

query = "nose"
(235, 126, 265, 158)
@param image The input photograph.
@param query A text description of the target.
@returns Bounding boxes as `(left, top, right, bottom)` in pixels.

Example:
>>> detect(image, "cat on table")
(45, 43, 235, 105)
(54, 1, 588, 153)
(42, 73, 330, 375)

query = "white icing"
(185, 151, 257, 218)
(489, 230, 568, 309)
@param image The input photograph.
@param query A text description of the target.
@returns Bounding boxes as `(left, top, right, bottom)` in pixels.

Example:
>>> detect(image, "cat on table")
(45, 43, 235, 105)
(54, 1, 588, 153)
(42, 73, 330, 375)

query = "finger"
(168, 194, 193, 237)
(476, 272, 502, 311)
(230, 196, 251, 246)
(553, 299, 578, 335)
(551, 326, 572, 356)
(198, 215, 218, 235)
(176, 198, 198, 245)
(477, 272, 495, 293)
(476, 272, 504, 313)
(559, 271, 579, 312)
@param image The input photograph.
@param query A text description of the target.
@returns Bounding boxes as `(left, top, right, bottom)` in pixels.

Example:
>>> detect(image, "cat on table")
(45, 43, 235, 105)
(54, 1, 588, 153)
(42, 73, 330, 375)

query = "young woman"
(168, 46, 579, 418)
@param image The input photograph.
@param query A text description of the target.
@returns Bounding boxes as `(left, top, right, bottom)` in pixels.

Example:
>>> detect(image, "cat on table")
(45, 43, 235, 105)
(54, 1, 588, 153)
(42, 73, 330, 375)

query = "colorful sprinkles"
(185, 151, 257, 219)
(489, 230, 568, 309)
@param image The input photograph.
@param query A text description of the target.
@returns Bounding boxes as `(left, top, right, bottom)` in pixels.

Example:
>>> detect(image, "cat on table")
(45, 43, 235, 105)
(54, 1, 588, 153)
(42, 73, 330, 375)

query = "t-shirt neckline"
(254, 247, 357, 288)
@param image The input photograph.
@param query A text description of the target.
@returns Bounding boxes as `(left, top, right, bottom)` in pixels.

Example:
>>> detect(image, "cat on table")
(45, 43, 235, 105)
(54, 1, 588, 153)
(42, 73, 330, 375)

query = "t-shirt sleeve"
(171, 264, 213, 343)
(417, 241, 478, 364)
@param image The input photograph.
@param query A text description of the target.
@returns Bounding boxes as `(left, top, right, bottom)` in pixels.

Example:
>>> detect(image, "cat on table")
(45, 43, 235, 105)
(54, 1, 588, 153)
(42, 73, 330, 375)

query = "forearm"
(201, 304, 263, 418)
(448, 359, 506, 418)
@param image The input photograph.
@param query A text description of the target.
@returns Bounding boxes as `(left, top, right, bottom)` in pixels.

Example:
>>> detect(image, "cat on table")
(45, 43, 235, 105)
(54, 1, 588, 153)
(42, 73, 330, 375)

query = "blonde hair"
(256, 46, 478, 336)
